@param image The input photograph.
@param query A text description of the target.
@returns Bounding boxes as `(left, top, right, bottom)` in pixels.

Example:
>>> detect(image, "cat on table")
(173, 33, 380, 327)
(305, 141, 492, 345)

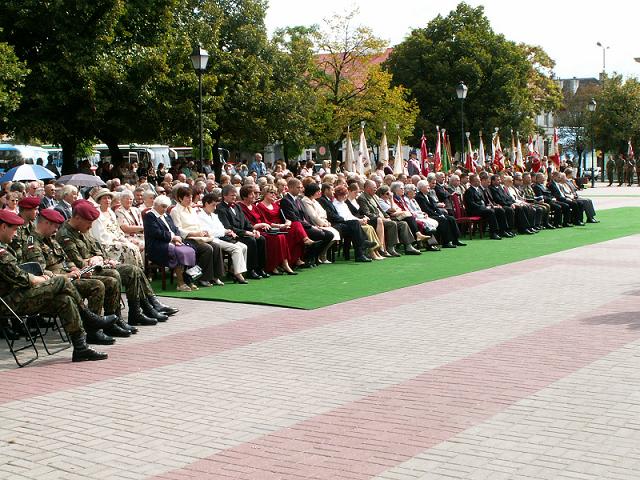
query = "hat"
(93, 188, 114, 202)
(72, 199, 100, 221)
(39, 208, 65, 224)
(18, 196, 40, 210)
(0, 210, 25, 226)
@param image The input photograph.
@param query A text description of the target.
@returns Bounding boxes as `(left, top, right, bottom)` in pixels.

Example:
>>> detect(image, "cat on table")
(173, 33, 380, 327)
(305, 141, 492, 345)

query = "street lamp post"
(587, 98, 597, 188)
(456, 81, 468, 164)
(596, 42, 608, 182)
(190, 45, 209, 168)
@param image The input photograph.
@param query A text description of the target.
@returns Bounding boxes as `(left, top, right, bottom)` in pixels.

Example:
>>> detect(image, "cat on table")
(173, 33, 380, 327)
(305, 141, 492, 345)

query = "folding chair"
(0, 297, 39, 367)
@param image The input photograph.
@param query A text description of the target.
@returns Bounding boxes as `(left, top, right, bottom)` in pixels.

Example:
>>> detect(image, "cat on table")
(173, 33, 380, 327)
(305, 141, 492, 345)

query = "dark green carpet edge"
(154, 206, 640, 310)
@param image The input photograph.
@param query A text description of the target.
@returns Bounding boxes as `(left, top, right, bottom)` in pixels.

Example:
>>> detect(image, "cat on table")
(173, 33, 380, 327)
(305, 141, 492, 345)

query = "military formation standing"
(624, 155, 635, 186)
(606, 156, 616, 186)
(616, 154, 625, 186)
(0, 210, 110, 362)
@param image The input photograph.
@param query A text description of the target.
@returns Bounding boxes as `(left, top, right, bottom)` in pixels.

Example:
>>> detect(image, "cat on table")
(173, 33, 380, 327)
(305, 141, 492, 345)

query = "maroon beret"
(18, 196, 40, 210)
(39, 208, 65, 224)
(0, 210, 25, 226)
(72, 199, 100, 221)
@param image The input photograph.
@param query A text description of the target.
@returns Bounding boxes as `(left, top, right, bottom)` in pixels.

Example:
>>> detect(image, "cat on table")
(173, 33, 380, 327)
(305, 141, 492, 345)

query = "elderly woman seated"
(115, 189, 145, 253)
(90, 188, 144, 268)
(143, 195, 197, 292)
(170, 185, 226, 287)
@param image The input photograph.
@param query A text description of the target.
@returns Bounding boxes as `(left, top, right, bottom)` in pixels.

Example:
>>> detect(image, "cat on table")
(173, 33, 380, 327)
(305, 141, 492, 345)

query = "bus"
(0, 144, 50, 172)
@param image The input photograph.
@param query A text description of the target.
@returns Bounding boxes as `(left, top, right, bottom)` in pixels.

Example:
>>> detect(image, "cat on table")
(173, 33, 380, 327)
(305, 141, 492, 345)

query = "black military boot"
(147, 296, 179, 316)
(85, 329, 115, 346)
(71, 331, 108, 362)
(104, 322, 131, 338)
(140, 297, 168, 322)
(127, 299, 157, 326)
(80, 307, 118, 330)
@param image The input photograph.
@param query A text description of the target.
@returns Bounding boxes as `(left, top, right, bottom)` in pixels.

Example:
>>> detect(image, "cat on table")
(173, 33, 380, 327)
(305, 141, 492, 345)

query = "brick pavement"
(1, 193, 640, 480)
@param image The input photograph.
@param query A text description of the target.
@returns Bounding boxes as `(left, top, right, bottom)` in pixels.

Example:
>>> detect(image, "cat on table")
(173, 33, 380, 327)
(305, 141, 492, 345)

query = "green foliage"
(310, 9, 419, 170)
(0, 35, 28, 125)
(589, 75, 640, 153)
(384, 2, 562, 151)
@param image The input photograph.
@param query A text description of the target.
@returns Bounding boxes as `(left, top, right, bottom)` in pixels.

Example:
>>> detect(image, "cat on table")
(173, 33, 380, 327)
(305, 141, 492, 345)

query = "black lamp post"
(456, 81, 468, 164)
(190, 45, 209, 167)
(587, 98, 597, 187)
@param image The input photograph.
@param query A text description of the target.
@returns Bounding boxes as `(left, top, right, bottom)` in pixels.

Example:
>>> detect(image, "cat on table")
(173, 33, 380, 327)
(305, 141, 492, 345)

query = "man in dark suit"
(434, 172, 455, 215)
(280, 178, 333, 264)
(54, 185, 78, 220)
(549, 171, 584, 226)
(532, 173, 566, 227)
(216, 184, 268, 279)
(317, 184, 375, 262)
(463, 174, 506, 240)
(478, 172, 513, 237)
(488, 175, 536, 234)
(415, 180, 465, 247)
(39, 183, 57, 210)
(357, 180, 405, 256)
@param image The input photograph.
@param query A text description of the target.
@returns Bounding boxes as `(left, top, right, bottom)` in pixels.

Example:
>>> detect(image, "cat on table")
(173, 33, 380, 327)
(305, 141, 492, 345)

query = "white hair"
(153, 195, 171, 208)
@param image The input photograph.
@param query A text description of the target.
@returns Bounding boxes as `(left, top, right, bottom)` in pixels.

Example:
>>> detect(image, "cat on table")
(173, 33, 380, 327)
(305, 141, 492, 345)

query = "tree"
(384, 2, 562, 154)
(0, 35, 28, 126)
(0, 0, 124, 173)
(310, 9, 419, 171)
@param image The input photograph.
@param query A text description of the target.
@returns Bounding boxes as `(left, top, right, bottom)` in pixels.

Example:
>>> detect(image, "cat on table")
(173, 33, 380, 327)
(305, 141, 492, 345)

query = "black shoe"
(490, 233, 502, 240)
(454, 241, 467, 246)
(86, 330, 115, 345)
(563, 223, 573, 227)
(387, 248, 401, 257)
(148, 296, 179, 316)
(128, 300, 158, 326)
(442, 242, 456, 249)
(233, 276, 249, 284)
(587, 219, 599, 223)
(104, 323, 131, 338)
(544, 224, 556, 229)
(258, 270, 270, 278)
(248, 270, 262, 279)
(286, 270, 298, 275)
(576, 221, 585, 226)
(405, 245, 422, 255)
(71, 333, 108, 362)
(115, 318, 137, 335)
(355, 255, 372, 262)
(140, 297, 169, 322)
(523, 229, 535, 235)
(80, 308, 117, 330)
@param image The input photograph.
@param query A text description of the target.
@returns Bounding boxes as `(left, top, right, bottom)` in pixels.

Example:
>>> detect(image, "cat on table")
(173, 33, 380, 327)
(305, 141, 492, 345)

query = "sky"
(265, 0, 640, 80)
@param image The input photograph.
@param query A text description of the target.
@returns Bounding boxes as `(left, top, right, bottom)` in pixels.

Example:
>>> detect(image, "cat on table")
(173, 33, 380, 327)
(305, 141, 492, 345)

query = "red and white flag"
(549, 127, 560, 169)
(492, 130, 504, 172)
(628, 139, 634, 159)
(434, 126, 442, 172)
(529, 135, 541, 172)
(515, 133, 524, 171)
(420, 133, 429, 175)
(465, 134, 475, 173)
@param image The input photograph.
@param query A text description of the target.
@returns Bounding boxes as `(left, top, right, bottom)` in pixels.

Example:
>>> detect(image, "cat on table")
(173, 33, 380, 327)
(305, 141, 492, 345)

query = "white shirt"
(197, 209, 227, 238)
(332, 199, 358, 221)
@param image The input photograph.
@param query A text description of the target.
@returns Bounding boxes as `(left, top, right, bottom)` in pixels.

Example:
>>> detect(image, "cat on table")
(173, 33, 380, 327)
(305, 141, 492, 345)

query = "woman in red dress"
(238, 185, 298, 275)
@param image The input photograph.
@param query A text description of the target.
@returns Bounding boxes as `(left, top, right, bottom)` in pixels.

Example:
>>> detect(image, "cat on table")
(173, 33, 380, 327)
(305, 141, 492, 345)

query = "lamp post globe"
(587, 98, 597, 187)
(190, 46, 209, 167)
(456, 82, 468, 164)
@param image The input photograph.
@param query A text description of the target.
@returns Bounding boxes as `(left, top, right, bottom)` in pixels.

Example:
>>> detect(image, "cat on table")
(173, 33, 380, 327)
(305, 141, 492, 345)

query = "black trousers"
(236, 235, 266, 272)
(185, 239, 224, 281)
(434, 214, 460, 244)
(334, 220, 367, 256)
(304, 226, 333, 260)
(469, 207, 501, 233)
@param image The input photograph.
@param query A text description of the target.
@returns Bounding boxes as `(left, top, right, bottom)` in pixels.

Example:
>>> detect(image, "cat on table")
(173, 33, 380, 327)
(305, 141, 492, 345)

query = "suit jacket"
(39, 196, 56, 210)
(357, 192, 387, 220)
(415, 191, 446, 217)
(463, 186, 487, 214)
(489, 185, 515, 207)
(317, 195, 346, 225)
(215, 201, 254, 235)
(280, 193, 311, 228)
(532, 182, 556, 203)
(54, 201, 72, 220)
(549, 181, 568, 201)
(143, 211, 181, 266)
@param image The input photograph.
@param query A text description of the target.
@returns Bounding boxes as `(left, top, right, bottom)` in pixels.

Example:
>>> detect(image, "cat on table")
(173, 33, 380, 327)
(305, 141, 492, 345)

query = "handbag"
(184, 265, 203, 282)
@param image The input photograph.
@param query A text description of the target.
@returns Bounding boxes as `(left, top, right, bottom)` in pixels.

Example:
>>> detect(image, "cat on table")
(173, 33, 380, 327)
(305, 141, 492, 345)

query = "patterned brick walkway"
(1, 189, 639, 480)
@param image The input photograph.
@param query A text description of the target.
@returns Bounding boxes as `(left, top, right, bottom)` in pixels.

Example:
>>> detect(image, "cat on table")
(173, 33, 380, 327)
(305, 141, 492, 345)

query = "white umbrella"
(393, 135, 404, 175)
(379, 125, 389, 165)
(0, 164, 55, 183)
(344, 127, 355, 173)
(356, 123, 369, 176)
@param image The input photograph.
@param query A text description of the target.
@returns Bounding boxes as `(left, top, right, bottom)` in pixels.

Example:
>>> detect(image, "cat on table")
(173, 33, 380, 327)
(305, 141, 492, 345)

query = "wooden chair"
(452, 193, 485, 239)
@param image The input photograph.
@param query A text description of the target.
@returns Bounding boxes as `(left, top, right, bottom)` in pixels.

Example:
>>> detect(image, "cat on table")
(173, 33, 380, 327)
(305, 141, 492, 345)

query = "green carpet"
(154, 207, 640, 310)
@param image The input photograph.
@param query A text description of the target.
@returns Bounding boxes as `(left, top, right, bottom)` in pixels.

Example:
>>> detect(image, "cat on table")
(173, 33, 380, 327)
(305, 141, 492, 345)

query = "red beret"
(0, 210, 25, 226)
(39, 208, 65, 224)
(72, 199, 100, 221)
(18, 196, 40, 210)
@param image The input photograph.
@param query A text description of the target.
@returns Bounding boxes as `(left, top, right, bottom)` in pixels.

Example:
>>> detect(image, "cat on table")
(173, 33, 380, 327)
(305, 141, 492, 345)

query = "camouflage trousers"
(99, 264, 153, 301)
(89, 275, 121, 315)
(5, 276, 83, 334)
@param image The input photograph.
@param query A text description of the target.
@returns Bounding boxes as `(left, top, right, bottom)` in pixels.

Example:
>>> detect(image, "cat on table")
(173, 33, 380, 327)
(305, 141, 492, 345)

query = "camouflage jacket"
(21, 231, 74, 276)
(10, 220, 35, 262)
(56, 222, 106, 268)
(0, 242, 32, 297)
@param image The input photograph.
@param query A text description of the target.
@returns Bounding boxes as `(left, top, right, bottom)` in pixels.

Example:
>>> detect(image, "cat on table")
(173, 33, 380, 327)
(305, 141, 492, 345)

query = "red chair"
(452, 193, 485, 239)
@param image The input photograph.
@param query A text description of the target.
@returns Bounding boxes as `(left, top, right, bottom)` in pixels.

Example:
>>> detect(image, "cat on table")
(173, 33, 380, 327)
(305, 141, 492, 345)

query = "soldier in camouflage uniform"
(625, 155, 635, 186)
(20, 209, 135, 343)
(605, 156, 615, 186)
(10, 196, 40, 260)
(56, 200, 178, 326)
(0, 209, 110, 362)
(616, 154, 625, 186)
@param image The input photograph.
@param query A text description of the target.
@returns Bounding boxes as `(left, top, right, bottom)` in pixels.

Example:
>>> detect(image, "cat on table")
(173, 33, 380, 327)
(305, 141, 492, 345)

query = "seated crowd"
(0, 153, 598, 362)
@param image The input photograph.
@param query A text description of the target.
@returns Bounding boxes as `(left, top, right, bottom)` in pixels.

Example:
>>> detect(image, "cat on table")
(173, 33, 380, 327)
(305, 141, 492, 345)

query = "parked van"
(0, 144, 50, 172)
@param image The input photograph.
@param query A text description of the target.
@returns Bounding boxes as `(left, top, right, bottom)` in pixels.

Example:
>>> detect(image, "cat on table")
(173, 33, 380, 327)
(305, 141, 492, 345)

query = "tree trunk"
(329, 140, 341, 173)
(61, 139, 78, 175)
(104, 137, 123, 168)
(283, 139, 289, 163)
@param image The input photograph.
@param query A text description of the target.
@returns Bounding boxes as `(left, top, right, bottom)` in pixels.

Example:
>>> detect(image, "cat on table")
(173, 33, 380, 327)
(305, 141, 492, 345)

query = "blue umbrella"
(0, 164, 56, 183)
